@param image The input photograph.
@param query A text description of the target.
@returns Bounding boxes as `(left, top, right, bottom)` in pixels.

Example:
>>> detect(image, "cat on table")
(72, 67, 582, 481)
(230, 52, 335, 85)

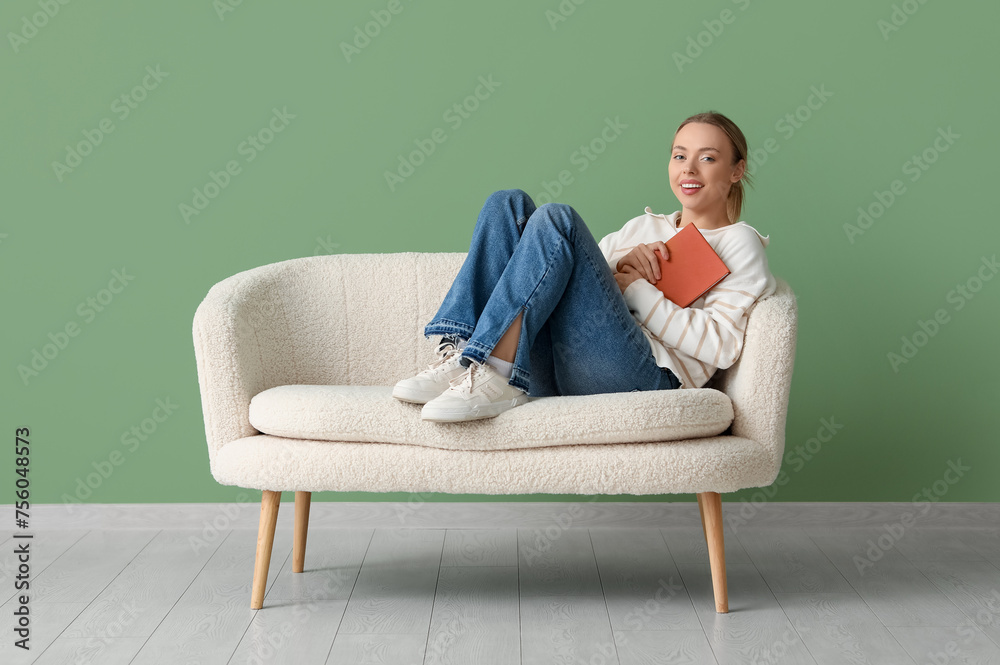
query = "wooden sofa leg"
(251, 490, 282, 610)
(696, 493, 708, 543)
(697, 491, 729, 614)
(293, 491, 311, 573)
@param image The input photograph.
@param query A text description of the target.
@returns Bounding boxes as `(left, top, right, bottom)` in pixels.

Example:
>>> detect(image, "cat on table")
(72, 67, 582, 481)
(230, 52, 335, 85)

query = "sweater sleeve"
(620, 229, 773, 370)
(597, 220, 635, 274)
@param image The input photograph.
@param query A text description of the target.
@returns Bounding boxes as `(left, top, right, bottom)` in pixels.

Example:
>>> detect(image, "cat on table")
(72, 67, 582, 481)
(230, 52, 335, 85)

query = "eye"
(702, 156, 715, 162)
(672, 154, 684, 160)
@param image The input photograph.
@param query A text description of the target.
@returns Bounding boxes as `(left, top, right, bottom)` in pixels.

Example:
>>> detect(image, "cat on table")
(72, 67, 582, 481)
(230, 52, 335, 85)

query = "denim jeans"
(424, 189, 681, 398)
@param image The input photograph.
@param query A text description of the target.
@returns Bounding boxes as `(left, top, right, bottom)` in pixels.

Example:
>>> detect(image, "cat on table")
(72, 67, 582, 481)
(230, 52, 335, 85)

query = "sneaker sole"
(392, 384, 444, 404)
(421, 393, 530, 422)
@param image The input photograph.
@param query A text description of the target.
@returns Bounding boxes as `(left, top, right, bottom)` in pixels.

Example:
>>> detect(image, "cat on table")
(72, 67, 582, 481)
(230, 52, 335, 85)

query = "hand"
(614, 264, 646, 295)
(616, 242, 669, 283)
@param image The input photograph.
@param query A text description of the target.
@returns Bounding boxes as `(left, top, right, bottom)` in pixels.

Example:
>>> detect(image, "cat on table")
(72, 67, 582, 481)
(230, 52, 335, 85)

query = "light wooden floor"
(2, 505, 999, 664)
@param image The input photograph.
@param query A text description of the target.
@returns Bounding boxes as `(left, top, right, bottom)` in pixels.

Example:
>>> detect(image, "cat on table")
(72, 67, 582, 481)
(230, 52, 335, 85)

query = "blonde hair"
(675, 111, 752, 224)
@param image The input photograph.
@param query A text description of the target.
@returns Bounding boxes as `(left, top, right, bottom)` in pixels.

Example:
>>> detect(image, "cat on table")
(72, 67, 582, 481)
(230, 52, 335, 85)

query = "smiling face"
(669, 122, 745, 224)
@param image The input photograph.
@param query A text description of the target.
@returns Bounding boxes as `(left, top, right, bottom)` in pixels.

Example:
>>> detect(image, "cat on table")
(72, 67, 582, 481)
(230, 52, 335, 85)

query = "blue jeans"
(424, 189, 681, 398)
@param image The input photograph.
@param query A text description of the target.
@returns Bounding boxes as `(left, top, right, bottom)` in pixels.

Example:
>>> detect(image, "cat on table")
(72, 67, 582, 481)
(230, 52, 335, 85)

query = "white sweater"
(597, 206, 776, 389)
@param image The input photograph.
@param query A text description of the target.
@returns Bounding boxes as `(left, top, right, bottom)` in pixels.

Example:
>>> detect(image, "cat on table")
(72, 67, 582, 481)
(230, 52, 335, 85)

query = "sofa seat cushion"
(248, 385, 734, 452)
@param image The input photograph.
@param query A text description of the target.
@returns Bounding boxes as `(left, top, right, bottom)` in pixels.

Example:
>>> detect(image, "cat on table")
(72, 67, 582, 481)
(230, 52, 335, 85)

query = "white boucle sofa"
(192, 252, 798, 613)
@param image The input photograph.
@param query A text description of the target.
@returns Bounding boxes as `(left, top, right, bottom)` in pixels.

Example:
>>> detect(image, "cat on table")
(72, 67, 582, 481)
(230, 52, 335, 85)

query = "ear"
(731, 158, 746, 184)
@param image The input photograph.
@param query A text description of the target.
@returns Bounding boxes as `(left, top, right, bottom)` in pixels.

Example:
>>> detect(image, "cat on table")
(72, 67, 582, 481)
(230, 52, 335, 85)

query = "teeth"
(681, 184, 702, 189)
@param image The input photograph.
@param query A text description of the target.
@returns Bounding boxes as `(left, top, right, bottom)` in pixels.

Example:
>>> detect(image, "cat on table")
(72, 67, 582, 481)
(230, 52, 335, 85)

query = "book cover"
(650, 223, 730, 308)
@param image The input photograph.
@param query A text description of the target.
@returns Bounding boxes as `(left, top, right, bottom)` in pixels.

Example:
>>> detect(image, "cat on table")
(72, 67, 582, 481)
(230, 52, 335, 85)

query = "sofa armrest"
(192, 261, 304, 467)
(713, 276, 798, 483)
(191, 251, 462, 470)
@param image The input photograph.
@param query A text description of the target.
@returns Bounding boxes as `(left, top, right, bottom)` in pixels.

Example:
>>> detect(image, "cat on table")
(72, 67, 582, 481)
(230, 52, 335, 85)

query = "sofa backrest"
(194, 251, 797, 473)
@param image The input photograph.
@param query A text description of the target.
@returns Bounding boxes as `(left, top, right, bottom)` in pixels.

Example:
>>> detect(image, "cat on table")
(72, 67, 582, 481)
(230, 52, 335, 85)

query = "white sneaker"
(393, 341, 468, 404)
(421, 358, 529, 422)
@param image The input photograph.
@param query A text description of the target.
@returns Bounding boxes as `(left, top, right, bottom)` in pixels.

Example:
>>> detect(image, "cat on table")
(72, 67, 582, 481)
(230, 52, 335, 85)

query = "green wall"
(3, 0, 997, 506)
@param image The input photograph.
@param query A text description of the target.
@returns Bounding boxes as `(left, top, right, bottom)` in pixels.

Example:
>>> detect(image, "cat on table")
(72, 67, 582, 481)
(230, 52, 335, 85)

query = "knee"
(536, 201, 571, 215)
(534, 202, 576, 228)
(487, 188, 533, 208)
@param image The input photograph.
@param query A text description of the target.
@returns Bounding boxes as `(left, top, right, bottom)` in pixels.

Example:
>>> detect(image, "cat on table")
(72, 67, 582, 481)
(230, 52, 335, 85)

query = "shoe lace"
(428, 341, 461, 371)
(448, 358, 488, 393)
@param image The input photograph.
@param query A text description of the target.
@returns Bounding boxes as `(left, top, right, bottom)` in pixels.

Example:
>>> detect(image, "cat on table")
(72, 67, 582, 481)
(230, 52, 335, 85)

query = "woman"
(394, 110, 776, 422)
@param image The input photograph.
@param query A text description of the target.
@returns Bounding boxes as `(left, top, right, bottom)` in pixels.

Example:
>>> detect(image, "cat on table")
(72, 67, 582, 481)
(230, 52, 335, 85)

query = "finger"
(655, 244, 668, 280)
(642, 247, 657, 282)
(650, 246, 662, 281)
(634, 245, 647, 280)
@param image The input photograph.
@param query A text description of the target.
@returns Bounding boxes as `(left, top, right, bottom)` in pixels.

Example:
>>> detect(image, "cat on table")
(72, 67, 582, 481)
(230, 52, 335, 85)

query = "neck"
(678, 206, 732, 231)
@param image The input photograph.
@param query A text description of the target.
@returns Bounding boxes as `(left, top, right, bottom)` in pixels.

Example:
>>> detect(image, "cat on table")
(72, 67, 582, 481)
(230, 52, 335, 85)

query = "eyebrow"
(672, 146, 720, 153)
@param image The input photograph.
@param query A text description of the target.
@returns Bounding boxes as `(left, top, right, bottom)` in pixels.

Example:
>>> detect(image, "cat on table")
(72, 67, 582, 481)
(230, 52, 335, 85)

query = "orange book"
(650, 223, 730, 308)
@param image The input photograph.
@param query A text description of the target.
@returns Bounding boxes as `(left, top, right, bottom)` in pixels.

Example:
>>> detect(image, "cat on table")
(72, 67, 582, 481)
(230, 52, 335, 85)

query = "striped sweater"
(597, 206, 776, 389)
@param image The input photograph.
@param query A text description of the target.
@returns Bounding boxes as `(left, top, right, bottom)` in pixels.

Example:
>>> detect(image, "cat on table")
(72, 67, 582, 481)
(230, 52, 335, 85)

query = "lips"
(680, 179, 703, 195)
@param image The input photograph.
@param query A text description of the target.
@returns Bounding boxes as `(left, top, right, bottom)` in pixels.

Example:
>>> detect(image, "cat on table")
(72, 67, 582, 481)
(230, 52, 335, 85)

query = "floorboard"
(3, 502, 996, 664)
